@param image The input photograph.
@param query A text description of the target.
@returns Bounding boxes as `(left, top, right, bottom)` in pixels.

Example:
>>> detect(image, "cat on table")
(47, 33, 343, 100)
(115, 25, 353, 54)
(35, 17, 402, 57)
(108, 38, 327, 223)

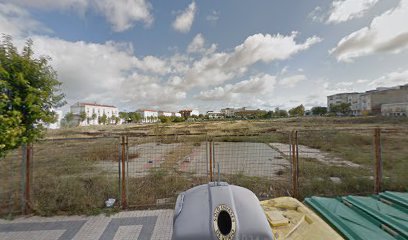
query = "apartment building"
(70, 102, 119, 126)
(327, 84, 408, 116)
(381, 102, 408, 117)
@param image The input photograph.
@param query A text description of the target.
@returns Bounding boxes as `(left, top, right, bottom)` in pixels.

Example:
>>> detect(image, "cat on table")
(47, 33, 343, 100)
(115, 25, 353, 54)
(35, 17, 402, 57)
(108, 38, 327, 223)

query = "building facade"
(327, 92, 360, 114)
(70, 102, 119, 126)
(381, 102, 408, 117)
(206, 111, 224, 119)
(136, 110, 159, 123)
(158, 111, 172, 117)
(327, 84, 408, 116)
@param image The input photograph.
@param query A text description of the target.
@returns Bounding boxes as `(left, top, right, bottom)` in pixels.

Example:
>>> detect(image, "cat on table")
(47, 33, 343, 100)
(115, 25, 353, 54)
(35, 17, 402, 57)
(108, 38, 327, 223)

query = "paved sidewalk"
(0, 209, 173, 240)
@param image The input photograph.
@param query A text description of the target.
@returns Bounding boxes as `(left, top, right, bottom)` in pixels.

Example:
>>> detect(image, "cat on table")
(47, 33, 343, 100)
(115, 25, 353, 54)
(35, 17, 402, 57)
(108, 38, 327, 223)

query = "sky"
(1, 0, 408, 113)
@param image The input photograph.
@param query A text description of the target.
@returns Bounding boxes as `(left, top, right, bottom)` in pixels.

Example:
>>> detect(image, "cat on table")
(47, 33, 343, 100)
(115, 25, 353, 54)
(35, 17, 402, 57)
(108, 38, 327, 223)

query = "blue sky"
(1, 0, 407, 113)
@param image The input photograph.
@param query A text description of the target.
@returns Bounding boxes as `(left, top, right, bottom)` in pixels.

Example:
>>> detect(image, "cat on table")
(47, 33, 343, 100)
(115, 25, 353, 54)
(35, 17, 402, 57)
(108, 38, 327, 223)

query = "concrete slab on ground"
(0, 209, 173, 240)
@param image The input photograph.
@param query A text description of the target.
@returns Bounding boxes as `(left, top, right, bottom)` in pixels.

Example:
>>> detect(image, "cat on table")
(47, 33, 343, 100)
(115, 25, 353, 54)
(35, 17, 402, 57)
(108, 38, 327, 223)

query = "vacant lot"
(1, 116, 407, 216)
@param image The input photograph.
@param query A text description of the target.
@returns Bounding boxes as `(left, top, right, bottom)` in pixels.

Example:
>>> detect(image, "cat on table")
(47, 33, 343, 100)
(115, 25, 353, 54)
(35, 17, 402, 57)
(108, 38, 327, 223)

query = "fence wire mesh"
(381, 128, 408, 193)
(0, 127, 406, 216)
(30, 137, 120, 216)
(296, 129, 375, 198)
(0, 148, 22, 216)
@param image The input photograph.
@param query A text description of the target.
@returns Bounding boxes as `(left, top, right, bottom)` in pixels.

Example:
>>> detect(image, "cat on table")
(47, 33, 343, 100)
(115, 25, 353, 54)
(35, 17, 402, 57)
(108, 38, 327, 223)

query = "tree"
(114, 116, 120, 124)
(79, 111, 86, 123)
(99, 114, 107, 125)
(158, 115, 171, 123)
(0, 36, 65, 157)
(289, 104, 305, 117)
(128, 112, 141, 123)
(276, 109, 288, 117)
(329, 103, 351, 115)
(311, 106, 327, 116)
(64, 112, 74, 122)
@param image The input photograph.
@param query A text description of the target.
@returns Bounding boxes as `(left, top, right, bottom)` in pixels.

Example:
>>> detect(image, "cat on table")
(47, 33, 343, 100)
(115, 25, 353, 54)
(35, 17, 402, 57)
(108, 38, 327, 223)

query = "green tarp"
(305, 192, 408, 240)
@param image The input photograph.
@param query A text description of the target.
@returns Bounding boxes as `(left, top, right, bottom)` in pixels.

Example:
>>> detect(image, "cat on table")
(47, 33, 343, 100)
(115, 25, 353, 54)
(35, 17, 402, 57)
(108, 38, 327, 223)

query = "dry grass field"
(1, 116, 407, 216)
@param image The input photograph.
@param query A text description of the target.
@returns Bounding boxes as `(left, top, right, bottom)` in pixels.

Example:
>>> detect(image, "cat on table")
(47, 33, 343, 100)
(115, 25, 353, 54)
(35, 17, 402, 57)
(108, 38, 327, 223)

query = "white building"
(158, 111, 172, 117)
(70, 102, 119, 126)
(221, 108, 235, 117)
(207, 111, 224, 119)
(191, 110, 199, 116)
(136, 109, 159, 123)
(47, 110, 63, 129)
(381, 102, 408, 117)
(172, 112, 182, 117)
(327, 92, 360, 114)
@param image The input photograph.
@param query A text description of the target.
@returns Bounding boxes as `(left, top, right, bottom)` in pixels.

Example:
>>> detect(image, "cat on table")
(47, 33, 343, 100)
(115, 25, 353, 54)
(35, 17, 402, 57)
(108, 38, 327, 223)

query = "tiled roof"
(77, 102, 117, 108)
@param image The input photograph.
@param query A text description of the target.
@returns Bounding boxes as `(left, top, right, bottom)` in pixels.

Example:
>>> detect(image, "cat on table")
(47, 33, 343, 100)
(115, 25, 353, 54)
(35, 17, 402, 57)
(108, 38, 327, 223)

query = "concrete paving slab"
(0, 209, 173, 240)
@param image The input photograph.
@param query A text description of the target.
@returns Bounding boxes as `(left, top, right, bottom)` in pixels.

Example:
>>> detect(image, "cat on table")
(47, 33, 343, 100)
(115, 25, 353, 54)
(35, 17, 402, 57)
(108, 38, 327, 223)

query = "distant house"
(158, 111, 172, 117)
(136, 109, 159, 123)
(70, 102, 119, 126)
(206, 111, 224, 119)
(179, 109, 192, 118)
(179, 109, 199, 118)
(172, 112, 182, 117)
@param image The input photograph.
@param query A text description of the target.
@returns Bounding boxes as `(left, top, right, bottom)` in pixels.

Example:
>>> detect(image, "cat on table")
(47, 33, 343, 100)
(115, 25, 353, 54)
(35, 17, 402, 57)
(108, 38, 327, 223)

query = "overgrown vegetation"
(1, 117, 407, 217)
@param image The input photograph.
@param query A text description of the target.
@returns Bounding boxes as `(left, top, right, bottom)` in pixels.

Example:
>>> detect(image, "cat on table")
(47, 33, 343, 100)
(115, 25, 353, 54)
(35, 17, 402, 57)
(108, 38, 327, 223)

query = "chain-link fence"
(381, 128, 408, 193)
(296, 129, 375, 199)
(0, 127, 406, 217)
(0, 148, 22, 217)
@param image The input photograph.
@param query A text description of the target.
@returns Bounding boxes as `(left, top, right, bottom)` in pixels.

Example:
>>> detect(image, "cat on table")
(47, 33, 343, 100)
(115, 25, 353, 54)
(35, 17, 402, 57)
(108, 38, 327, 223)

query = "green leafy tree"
(114, 116, 120, 124)
(79, 111, 86, 123)
(128, 112, 141, 123)
(311, 106, 327, 116)
(289, 104, 305, 117)
(119, 112, 129, 122)
(64, 112, 74, 122)
(99, 114, 107, 125)
(0, 36, 65, 157)
(158, 115, 171, 123)
(329, 103, 351, 115)
(172, 117, 185, 123)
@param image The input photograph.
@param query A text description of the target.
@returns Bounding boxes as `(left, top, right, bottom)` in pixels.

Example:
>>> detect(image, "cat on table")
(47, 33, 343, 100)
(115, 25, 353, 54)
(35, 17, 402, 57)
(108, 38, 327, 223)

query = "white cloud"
(0, 3, 323, 111)
(5, 0, 153, 32)
(367, 69, 408, 88)
(180, 32, 322, 89)
(335, 81, 354, 87)
(26, 36, 187, 110)
(121, 73, 186, 106)
(226, 32, 322, 68)
(278, 75, 306, 88)
(0, 3, 50, 37)
(197, 74, 276, 101)
(172, 1, 196, 33)
(327, 0, 379, 24)
(187, 33, 205, 53)
(206, 10, 219, 23)
(308, 6, 326, 23)
(330, 0, 408, 62)
(93, 0, 153, 31)
(134, 56, 169, 75)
